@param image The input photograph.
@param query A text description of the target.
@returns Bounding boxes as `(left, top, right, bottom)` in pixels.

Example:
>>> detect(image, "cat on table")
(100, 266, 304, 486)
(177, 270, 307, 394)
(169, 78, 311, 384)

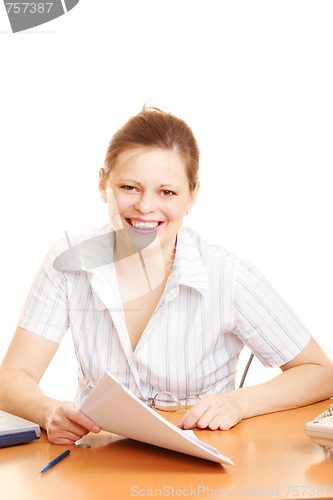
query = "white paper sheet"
(80, 372, 234, 465)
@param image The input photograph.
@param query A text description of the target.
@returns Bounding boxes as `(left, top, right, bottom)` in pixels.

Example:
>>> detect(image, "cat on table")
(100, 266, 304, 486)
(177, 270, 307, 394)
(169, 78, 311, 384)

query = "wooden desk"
(1, 400, 332, 500)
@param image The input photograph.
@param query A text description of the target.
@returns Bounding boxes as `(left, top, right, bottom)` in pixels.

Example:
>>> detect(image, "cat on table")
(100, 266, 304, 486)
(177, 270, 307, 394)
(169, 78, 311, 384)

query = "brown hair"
(102, 106, 200, 191)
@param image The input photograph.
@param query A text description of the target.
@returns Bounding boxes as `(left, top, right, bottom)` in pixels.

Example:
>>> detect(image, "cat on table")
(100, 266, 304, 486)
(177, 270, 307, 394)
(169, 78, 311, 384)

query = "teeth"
(129, 219, 159, 229)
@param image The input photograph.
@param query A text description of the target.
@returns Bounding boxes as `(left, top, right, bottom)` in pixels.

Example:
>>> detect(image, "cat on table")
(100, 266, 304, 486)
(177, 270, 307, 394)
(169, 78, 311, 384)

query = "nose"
(134, 191, 156, 214)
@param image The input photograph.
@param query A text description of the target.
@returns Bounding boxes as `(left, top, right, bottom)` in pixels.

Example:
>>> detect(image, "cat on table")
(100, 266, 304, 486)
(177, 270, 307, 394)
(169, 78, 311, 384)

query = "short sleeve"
(232, 260, 311, 367)
(18, 245, 69, 343)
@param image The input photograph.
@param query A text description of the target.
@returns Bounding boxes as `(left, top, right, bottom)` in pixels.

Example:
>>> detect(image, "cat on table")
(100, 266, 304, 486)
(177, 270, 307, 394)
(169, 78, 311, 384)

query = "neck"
(113, 228, 176, 281)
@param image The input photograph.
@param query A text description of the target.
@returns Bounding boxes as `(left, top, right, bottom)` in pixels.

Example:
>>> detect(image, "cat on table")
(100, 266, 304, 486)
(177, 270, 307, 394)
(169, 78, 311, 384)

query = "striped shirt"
(18, 225, 311, 404)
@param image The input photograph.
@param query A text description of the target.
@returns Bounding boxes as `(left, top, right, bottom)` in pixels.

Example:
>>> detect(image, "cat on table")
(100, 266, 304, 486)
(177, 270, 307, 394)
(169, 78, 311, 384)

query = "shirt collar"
(52, 225, 115, 273)
(52, 225, 208, 295)
(168, 227, 208, 295)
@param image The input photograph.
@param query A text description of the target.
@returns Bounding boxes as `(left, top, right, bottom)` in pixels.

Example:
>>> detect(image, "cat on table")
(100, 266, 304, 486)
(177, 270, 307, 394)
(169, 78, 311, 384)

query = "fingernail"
(92, 426, 100, 433)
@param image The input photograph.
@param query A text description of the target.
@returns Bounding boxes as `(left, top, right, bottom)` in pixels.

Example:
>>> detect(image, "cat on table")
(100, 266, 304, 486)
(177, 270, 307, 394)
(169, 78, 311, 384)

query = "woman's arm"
(178, 337, 333, 431)
(0, 327, 100, 444)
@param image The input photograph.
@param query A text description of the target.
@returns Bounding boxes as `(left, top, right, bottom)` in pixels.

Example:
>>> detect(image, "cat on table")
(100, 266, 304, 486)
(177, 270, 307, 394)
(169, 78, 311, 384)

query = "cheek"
(112, 193, 133, 215)
(105, 191, 132, 230)
(106, 198, 123, 230)
(163, 202, 186, 223)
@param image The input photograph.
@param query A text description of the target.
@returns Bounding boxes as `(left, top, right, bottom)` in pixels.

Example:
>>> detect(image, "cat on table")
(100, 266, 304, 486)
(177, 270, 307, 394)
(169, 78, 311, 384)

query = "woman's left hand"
(177, 394, 242, 431)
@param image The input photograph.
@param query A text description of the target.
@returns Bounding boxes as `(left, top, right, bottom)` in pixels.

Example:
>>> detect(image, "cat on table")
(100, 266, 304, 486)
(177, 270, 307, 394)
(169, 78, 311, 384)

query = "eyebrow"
(160, 184, 181, 190)
(119, 180, 181, 190)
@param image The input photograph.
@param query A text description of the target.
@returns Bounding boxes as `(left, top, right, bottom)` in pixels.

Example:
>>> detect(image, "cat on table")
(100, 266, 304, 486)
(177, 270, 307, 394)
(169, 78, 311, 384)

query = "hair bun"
(141, 104, 165, 114)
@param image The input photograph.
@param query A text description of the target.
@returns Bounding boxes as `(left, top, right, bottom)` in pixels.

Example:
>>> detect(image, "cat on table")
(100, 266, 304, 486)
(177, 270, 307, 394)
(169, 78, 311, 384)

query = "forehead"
(111, 147, 188, 184)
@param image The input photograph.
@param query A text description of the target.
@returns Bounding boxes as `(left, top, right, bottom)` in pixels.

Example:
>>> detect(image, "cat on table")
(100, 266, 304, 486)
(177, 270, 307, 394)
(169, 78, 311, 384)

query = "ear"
(186, 181, 200, 213)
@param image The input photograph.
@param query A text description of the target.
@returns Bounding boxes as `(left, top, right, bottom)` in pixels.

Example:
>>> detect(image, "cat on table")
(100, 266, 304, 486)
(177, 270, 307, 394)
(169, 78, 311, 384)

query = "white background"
(0, 1, 332, 401)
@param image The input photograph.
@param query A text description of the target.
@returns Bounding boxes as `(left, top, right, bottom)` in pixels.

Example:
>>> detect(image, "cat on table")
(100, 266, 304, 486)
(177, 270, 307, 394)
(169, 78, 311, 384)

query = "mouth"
(125, 218, 164, 231)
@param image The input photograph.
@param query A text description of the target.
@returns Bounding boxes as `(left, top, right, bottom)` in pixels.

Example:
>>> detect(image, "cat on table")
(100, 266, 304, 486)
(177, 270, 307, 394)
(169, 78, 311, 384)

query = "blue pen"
(40, 450, 71, 473)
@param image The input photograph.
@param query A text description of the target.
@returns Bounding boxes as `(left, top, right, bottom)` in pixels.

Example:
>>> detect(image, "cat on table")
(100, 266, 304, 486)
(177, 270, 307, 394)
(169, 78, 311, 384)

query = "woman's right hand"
(45, 401, 101, 445)
(0, 328, 101, 445)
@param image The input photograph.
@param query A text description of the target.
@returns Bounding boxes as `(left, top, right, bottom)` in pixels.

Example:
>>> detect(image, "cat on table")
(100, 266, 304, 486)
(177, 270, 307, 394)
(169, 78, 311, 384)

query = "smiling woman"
(0, 106, 332, 446)
(97, 110, 200, 352)
(100, 146, 198, 260)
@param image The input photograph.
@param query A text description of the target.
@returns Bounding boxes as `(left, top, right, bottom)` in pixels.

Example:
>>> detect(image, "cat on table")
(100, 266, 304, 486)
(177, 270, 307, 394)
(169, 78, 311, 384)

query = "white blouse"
(18, 225, 311, 404)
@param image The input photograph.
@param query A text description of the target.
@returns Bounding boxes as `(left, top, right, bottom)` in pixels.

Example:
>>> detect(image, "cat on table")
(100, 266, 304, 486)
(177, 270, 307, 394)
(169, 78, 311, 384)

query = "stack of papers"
(80, 372, 234, 465)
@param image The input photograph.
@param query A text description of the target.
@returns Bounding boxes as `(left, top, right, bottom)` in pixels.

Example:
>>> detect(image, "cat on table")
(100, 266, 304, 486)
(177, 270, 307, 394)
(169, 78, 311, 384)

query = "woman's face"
(100, 147, 198, 251)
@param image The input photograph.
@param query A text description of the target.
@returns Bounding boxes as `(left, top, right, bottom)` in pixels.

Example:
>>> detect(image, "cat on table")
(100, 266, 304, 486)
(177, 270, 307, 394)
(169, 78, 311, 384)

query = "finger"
(51, 411, 91, 436)
(48, 418, 91, 440)
(177, 399, 212, 429)
(178, 396, 242, 431)
(204, 406, 241, 431)
(48, 434, 79, 445)
(195, 406, 222, 429)
(48, 423, 89, 443)
(49, 413, 94, 443)
(197, 404, 241, 431)
(61, 405, 101, 433)
(189, 402, 233, 430)
(218, 415, 241, 431)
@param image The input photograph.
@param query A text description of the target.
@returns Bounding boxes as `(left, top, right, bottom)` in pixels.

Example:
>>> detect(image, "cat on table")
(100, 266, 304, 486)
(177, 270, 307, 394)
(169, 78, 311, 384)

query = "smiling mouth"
(125, 218, 164, 230)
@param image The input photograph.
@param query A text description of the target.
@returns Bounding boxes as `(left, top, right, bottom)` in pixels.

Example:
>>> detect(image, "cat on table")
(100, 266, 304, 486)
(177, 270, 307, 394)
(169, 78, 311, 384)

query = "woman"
(0, 106, 332, 445)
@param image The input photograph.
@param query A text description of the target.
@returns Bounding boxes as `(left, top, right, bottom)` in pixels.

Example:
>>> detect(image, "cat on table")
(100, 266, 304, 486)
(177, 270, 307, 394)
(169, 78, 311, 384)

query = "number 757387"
(5, 3, 53, 14)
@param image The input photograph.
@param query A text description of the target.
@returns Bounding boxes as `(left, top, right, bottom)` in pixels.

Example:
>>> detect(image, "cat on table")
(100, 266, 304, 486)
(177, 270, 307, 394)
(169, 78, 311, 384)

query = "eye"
(161, 190, 176, 197)
(120, 185, 138, 192)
